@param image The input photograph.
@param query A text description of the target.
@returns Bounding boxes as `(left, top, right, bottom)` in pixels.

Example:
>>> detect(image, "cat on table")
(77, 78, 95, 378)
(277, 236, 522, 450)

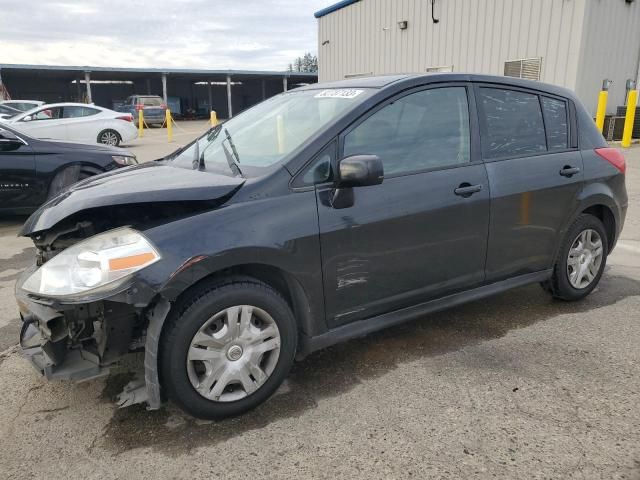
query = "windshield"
(167, 88, 373, 177)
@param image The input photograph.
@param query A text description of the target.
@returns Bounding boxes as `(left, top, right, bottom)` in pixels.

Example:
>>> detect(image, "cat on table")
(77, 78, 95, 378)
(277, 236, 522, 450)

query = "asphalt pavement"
(0, 141, 638, 479)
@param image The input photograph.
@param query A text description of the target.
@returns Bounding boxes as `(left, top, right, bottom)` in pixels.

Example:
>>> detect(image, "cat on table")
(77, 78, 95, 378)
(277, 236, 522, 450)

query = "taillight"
(595, 147, 626, 174)
(116, 115, 133, 122)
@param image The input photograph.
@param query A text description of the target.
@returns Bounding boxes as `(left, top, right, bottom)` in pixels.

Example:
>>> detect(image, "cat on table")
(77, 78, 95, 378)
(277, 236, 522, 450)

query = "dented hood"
(21, 163, 244, 235)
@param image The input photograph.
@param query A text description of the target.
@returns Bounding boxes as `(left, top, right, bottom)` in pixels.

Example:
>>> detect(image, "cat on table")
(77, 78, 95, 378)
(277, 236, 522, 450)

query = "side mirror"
(22, 115, 32, 122)
(0, 129, 20, 141)
(0, 130, 24, 151)
(337, 154, 384, 188)
(330, 155, 384, 209)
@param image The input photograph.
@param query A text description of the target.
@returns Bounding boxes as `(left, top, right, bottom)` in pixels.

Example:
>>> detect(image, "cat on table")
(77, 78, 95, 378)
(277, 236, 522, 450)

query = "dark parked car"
(116, 95, 166, 126)
(0, 123, 137, 214)
(15, 74, 627, 419)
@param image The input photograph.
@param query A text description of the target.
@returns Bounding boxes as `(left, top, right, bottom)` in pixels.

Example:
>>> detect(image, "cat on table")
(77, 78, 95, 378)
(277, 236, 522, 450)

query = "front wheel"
(159, 279, 297, 419)
(97, 129, 121, 146)
(542, 214, 608, 301)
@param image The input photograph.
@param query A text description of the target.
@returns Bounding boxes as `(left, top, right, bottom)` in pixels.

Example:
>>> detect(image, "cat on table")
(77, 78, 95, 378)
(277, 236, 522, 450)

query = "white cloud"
(0, 0, 335, 70)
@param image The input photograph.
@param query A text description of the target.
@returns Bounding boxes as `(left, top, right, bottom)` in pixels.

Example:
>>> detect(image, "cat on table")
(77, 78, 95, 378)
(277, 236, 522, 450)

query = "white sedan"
(6, 103, 138, 146)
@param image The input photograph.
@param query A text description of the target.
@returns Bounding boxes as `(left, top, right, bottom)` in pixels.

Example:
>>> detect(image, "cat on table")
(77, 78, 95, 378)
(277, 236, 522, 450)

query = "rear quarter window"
(541, 96, 569, 150)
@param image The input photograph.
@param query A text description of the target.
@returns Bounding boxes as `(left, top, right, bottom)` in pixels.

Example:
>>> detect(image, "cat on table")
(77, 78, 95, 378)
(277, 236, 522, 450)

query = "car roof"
(297, 73, 577, 100)
(12, 102, 105, 119)
(28, 102, 103, 108)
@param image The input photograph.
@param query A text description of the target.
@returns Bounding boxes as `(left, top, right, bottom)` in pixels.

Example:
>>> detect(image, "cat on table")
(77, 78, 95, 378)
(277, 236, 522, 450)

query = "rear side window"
(343, 86, 470, 176)
(541, 96, 568, 150)
(63, 106, 100, 118)
(478, 88, 546, 159)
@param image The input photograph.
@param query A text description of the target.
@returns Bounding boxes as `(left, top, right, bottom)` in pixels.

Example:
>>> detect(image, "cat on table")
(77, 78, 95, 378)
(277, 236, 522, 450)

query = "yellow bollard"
(166, 109, 173, 143)
(210, 110, 218, 127)
(595, 90, 608, 133)
(622, 89, 638, 148)
(138, 109, 144, 137)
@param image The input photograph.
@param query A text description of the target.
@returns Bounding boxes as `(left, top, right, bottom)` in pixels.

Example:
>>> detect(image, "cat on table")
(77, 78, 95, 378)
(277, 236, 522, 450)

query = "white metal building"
(315, 0, 640, 114)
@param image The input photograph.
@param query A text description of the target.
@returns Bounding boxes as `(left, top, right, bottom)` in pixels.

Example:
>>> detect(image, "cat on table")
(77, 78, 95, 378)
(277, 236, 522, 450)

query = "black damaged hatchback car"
(15, 74, 627, 419)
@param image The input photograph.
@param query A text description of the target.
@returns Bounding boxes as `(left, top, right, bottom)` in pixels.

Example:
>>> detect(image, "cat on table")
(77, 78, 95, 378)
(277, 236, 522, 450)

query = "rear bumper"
(119, 122, 139, 143)
(136, 111, 165, 124)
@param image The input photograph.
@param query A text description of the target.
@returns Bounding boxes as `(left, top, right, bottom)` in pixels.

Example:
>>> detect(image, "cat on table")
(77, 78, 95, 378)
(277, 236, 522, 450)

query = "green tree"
(289, 53, 318, 73)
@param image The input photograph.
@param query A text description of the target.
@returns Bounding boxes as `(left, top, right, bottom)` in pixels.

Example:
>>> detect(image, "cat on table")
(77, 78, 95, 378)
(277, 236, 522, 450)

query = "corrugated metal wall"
(318, 0, 640, 113)
(575, 0, 640, 115)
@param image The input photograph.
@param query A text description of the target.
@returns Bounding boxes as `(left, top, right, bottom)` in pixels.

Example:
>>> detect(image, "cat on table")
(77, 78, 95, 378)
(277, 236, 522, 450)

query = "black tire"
(46, 166, 99, 200)
(97, 129, 121, 146)
(159, 278, 297, 419)
(542, 214, 608, 301)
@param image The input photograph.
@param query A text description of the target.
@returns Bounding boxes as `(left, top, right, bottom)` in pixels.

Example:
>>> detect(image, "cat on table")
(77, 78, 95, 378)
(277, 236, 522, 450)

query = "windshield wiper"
(192, 136, 201, 170)
(222, 142, 243, 177)
(222, 128, 243, 177)
(195, 125, 222, 171)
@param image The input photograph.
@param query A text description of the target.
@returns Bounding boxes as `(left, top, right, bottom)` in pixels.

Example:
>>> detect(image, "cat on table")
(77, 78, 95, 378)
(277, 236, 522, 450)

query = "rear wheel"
(159, 278, 297, 419)
(97, 129, 121, 146)
(542, 214, 608, 301)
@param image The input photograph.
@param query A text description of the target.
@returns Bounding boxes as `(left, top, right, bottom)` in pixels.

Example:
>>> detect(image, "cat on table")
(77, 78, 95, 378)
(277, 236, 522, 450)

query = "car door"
(475, 85, 584, 282)
(0, 128, 37, 211)
(62, 105, 103, 143)
(16, 106, 66, 140)
(314, 84, 491, 327)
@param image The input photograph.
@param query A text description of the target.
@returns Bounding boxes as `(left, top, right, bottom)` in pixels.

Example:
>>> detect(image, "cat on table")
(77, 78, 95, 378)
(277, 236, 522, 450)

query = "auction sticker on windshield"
(314, 89, 364, 99)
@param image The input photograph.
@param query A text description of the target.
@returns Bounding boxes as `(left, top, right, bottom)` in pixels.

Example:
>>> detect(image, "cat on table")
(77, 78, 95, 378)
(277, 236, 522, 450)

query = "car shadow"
(99, 270, 640, 455)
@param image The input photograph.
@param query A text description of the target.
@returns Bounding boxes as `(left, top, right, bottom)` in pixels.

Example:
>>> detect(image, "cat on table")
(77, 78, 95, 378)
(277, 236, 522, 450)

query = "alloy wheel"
(566, 228, 603, 289)
(100, 131, 119, 145)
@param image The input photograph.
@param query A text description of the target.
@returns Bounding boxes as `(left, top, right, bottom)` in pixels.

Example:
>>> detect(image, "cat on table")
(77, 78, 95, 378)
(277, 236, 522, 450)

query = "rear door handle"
(454, 183, 483, 197)
(559, 165, 581, 177)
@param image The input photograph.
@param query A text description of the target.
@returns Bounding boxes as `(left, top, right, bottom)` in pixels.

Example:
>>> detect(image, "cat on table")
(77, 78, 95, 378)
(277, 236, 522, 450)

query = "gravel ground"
(0, 143, 638, 480)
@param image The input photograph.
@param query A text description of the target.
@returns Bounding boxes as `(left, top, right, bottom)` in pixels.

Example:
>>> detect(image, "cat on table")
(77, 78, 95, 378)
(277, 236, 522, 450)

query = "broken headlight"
(22, 227, 160, 298)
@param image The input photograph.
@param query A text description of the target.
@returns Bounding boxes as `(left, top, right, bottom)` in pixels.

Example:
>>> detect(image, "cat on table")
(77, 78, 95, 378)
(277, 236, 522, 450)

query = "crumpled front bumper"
(15, 265, 169, 408)
(20, 320, 109, 381)
(16, 281, 115, 382)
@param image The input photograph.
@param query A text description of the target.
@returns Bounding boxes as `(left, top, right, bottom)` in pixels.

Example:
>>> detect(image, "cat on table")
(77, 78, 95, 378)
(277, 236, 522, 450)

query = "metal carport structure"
(0, 64, 318, 118)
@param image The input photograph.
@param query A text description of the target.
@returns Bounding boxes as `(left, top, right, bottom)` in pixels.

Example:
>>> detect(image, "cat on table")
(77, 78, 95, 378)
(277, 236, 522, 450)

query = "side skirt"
(298, 269, 552, 357)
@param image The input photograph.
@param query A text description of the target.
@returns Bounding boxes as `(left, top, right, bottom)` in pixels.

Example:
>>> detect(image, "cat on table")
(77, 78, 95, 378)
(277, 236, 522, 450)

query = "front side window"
(30, 107, 63, 121)
(541, 96, 568, 151)
(343, 87, 470, 176)
(479, 87, 546, 159)
(168, 88, 373, 178)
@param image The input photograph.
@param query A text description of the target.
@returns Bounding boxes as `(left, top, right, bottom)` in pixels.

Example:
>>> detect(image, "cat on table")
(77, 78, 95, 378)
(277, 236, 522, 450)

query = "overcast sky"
(0, 0, 333, 71)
